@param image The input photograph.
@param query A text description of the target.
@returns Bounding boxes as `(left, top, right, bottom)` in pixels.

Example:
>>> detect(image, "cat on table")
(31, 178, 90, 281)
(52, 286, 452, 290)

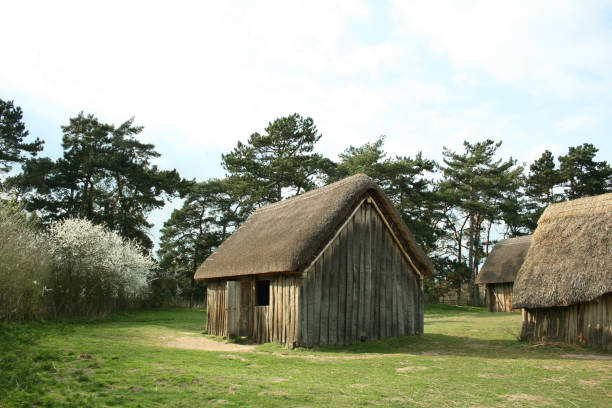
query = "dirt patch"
(208, 399, 229, 405)
(165, 336, 256, 352)
(349, 384, 369, 388)
(500, 394, 554, 406)
(539, 376, 567, 384)
(578, 379, 601, 385)
(218, 354, 248, 361)
(540, 365, 565, 371)
(396, 366, 428, 373)
(477, 373, 507, 379)
(258, 391, 289, 397)
(266, 352, 385, 361)
(562, 354, 612, 361)
(384, 396, 410, 403)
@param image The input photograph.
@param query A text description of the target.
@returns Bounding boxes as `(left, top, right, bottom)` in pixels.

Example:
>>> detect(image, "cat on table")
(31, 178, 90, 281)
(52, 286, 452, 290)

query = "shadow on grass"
(289, 333, 607, 360)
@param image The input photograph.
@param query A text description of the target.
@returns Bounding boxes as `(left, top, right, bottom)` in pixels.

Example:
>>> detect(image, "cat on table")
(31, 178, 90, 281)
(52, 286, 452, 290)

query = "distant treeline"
(1, 99, 611, 318)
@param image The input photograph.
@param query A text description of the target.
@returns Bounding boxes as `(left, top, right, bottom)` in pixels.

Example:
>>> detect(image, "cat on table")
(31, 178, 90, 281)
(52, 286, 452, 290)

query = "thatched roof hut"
(513, 193, 612, 350)
(477, 235, 532, 285)
(476, 235, 531, 312)
(195, 174, 434, 347)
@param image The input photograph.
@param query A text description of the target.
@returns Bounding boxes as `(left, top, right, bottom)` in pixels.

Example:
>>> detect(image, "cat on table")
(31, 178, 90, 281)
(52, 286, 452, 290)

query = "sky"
(2, 0, 611, 248)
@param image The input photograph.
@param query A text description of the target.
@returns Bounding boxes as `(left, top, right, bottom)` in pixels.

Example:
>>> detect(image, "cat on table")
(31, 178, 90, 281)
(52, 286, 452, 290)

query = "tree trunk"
(467, 214, 475, 305)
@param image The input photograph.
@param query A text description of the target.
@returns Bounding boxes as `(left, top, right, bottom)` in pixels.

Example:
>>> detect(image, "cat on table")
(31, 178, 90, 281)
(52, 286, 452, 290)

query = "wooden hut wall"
(487, 283, 518, 312)
(253, 276, 300, 345)
(206, 281, 227, 336)
(298, 200, 423, 347)
(520, 292, 612, 351)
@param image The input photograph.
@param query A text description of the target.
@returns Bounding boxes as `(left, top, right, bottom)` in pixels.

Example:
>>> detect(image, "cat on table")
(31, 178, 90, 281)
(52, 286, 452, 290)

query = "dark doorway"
(256, 280, 270, 306)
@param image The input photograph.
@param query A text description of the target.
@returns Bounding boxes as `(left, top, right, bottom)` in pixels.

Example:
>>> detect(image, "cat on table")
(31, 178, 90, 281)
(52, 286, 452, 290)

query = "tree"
(221, 113, 333, 206)
(558, 143, 611, 200)
(18, 112, 188, 248)
(524, 150, 564, 230)
(156, 178, 252, 305)
(438, 140, 523, 305)
(0, 99, 43, 181)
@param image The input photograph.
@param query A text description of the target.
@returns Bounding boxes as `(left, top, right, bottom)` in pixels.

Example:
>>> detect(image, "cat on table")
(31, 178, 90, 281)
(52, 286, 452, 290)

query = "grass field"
(1, 304, 611, 407)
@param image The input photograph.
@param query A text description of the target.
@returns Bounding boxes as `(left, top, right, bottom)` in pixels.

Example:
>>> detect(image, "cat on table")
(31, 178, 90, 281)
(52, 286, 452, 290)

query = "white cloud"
(391, 0, 612, 97)
(555, 114, 598, 133)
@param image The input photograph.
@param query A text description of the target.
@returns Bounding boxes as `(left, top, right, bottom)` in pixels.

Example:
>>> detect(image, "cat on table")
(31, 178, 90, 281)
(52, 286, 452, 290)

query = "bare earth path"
(165, 333, 257, 352)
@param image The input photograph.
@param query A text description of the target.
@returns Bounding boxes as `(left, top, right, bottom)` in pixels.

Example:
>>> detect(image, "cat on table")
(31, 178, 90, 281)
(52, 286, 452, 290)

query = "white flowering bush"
(47, 218, 156, 316)
(0, 201, 52, 321)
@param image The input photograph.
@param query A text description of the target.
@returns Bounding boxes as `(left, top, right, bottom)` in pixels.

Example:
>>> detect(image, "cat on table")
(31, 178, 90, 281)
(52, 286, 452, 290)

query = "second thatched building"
(194, 174, 434, 347)
(513, 193, 612, 351)
(476, 235, 532, 312)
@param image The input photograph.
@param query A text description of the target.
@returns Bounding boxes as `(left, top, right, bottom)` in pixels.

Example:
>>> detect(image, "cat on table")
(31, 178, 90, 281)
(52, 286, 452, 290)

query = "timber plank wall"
(487, 282, 519, 312)
(298, 200, 423, 347)
(253, 276, 300, 345)
(206, 281, 227, 336)
(520, 292, 612, 351)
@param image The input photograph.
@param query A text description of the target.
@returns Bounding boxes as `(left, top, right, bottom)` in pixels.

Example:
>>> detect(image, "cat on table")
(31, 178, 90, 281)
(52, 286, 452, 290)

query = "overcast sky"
(2, 0, 611, 247)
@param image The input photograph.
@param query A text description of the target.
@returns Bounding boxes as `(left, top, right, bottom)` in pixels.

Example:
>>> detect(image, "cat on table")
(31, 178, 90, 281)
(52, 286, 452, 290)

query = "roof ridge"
(255, 174, 372, 214)
(547, 194, 612, 211)
(496, 236, 532, 246)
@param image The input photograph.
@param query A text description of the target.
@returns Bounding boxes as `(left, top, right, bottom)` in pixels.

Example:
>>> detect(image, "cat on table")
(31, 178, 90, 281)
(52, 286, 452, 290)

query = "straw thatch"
(194, 173, 434, 280)
(513, 193, 612, 309)
(476, 235, 532, 284)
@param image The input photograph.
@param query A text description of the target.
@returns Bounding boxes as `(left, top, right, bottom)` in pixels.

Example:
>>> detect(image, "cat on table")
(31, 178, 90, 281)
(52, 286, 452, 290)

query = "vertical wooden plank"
(337, 227, 348, 345)
(284, 276, 289, 345)
(313, 258, 322, 346)
(284, 277, 289, 346)
(344, 216, 354, 344)
(307, 266, 317, 347)
(281, 276, 286, 345)
(358, 205, 368, 340)
(373, 208, 383, 339)
(299, 274, 307, 345)
(351, 214, 361, 342)
(363, 204, 372, 340)
(320, 251, 330, 345)
(328, 238, 339, 345)
(377, 217, 386, 339)
(396, 252, 405, 336)
(291, 278, 297, 346)
(369, 211, 379, 340)
(385, 234, 393, 338)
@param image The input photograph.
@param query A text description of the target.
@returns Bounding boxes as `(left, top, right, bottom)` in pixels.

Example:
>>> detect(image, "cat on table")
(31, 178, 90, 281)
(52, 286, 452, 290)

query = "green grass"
(2, 305, 611, 407)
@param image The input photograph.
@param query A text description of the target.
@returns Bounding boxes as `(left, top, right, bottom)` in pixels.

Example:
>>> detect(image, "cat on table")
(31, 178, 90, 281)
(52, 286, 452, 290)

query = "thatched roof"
(194, 174, 434, 280)
(513, 193, 612, 309)
(476, 235, 532, 285)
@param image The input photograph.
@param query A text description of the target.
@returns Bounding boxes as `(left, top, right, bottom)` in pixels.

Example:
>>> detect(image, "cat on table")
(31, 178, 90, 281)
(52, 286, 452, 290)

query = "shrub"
(46, 218, 156, 317)
(0, 201, 52, 321)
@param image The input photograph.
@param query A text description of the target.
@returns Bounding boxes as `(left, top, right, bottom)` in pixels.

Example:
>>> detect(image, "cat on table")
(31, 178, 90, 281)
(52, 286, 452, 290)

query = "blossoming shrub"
(47, 218, 156, 317)
(0, 201, 52, 321)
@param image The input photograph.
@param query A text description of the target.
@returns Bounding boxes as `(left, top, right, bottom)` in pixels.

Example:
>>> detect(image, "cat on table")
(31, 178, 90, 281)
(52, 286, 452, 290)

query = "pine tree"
(221, 113, 333, 206)
(0, 99, 43, 182)
(439, 140, 523, 305)
(18, 112, 187, 248)
(558, 143, 611, 200)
